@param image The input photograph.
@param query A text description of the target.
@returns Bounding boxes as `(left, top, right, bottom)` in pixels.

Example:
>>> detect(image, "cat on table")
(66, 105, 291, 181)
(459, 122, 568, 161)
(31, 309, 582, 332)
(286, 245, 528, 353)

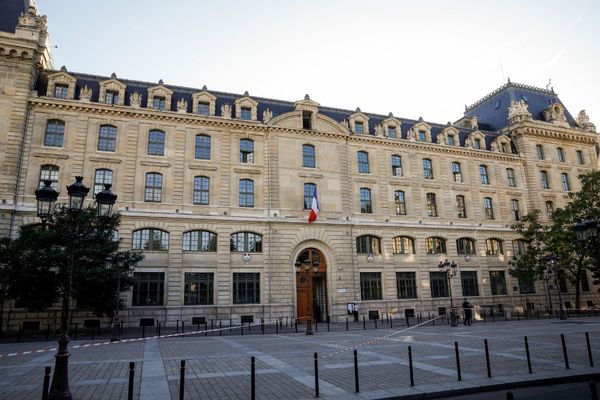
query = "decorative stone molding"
(191, 88, 217, 116)
(46, 71, 77, 99)
(543, 102, 569, 128)
(99, 78, 126, 106)
(437, 124, 460, 146)
(407, 120, 431, 142)
(348, 109, 370, 135)
(221, 103, 232, 119)
(234, 93, 259, 121)
(262, 108, 273, 123)
(176, 98, 188, 113)
(491, 134, 512, 154)
(465, 130, 486, 149)
(79, 85, 92, 102)
(381, 115, 401, 138)
(577, 110, 596, 133)
(147, 84, 173, 111)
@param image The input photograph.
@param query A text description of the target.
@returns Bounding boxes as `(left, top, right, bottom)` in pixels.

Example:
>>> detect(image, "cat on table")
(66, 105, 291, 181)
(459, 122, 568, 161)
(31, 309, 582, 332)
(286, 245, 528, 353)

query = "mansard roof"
(464, 81, 577, 131)
(0, 0, 28, 33)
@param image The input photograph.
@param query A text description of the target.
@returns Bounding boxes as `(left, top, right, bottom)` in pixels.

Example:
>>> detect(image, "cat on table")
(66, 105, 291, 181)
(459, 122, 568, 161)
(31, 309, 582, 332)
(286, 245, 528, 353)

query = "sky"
(36, 0, 600, 126)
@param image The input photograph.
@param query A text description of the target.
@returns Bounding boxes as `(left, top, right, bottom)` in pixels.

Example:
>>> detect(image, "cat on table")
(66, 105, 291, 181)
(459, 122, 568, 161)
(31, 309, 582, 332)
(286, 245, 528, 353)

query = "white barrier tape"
(0, 318, 291, 359)
(321, 315, 445, 359)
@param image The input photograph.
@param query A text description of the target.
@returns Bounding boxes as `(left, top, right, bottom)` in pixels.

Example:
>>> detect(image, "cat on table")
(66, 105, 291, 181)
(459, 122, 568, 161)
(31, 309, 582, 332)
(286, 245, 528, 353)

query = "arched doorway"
(296, 248, 328, 323)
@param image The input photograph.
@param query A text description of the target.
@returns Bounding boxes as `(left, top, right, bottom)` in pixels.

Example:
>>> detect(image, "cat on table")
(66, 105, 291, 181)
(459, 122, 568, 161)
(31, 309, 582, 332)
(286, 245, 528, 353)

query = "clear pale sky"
(37, 0, 599, 126)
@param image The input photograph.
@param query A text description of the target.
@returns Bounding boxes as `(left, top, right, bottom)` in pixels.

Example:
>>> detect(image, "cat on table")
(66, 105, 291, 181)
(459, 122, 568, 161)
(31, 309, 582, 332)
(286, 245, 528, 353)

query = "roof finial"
(507, 77, 511, 83)
(158, 79, 163, 84)
(356, 107, 361, 112)
(244, 91, 249, 96)
(545, 78, 552, 90)
(304, 93, 310, 100)
(60, 65, 67, 71)
(110, 72, 117, 78)
(202, 85, 207, 90)
(388, 112, 393, 117)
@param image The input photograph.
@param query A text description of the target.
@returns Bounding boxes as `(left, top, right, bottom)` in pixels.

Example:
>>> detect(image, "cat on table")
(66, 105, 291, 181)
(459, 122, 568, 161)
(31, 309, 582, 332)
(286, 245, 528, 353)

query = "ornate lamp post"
(295, 257, 319, 335)
(546, 253, 566, 320)
(35, 176, 118, 400)
(438, 259, 458, 327)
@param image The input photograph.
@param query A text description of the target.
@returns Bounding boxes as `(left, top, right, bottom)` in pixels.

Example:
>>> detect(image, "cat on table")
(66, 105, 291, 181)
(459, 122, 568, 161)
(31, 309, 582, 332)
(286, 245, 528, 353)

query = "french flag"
(308, 187, 319, 223)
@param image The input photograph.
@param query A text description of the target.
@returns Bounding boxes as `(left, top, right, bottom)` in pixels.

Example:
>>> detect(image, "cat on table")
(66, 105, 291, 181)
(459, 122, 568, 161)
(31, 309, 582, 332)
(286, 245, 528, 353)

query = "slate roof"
(0, 0, 28, 33)
(464, 81, 577, 131)
(36, 71, 561, 154)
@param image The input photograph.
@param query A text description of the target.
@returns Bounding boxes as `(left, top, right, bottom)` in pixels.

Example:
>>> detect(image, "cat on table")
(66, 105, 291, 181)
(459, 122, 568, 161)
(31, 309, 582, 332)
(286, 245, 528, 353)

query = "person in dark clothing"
(462, 298, 473, 326)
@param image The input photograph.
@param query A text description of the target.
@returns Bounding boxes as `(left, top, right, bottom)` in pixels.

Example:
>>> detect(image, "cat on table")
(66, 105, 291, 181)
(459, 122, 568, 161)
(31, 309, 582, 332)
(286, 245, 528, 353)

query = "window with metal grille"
(461, 271, 479, 296)
(195, 134, 211, 159)
(356, 235, 380, 254)
(392, 236, 414, 254)
(233, 273, 260, 304)
(44, 120, 65, 147)
(489, 271, 507, 295)
(230, 232, 262, 252)
(184, 273, 214, 305)
(360, 272, 382, 300)
(132, 272, 164, 306)
(98, 125, 117, 152)
(429, 272, 449, 297)
(183, 230, 217, 251)
(148, 130, 165, 156)
(396, 272, 417, 299)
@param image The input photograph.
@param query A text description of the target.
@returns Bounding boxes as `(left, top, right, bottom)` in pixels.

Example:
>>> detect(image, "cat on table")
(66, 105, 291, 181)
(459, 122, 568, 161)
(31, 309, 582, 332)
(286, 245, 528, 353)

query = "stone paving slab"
(0, 318, 599, 399)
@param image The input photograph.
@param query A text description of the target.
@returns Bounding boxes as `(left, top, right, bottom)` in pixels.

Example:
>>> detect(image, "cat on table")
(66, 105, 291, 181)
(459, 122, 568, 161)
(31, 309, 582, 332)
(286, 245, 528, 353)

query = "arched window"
(98, 125, 117, 152)
(240, 139, 254, 163)
(94, 169, 113, 196)
(44, 119, 65, 147)
(195, 134, 211, 160)
(230, 232, 262, 252)
(144, 172, 163, 202)
(426, 193, 437, 217)
(479, 165, 489, 185)
(452, 162, 462, 182)
(356, 235, 380, 254)
(512, 239, 527, 256)
(239, 179, 254, 207)
(148, 130, 165, 156)
(394, 190, 406, 215)
(506, 168, 516, 187)
(183, 230, 217, 252)
(39, 164, 59, 190)
(425, 237, 446, 254)
(193, 176, 209, 205)
(392, 236, 414, 254)
(456, 195, 466, 218)
(423, 158, 433, 179)
(391, 155, 402, 176)
(456, 237, 475, 255)
(302, 144, 315, 168)
(540, 170, 550, 189)
(303, 183, 316, 210)
(485, 238, 503, 255)
(132, 228, 169, 251)
(359, 187, 372, 213)
(561, 173, 570, 191)
(357, 151, 369, 173)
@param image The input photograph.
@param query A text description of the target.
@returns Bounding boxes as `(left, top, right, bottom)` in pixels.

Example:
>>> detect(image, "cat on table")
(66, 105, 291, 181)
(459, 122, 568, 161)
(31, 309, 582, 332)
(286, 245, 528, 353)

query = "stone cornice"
(511, 121, 598, 144)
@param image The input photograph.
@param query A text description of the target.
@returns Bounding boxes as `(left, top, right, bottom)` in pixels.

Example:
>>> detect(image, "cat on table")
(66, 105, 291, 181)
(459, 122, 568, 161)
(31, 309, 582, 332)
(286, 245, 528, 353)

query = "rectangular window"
(452, 162, 462, 183)
(303, 183, 316, 210)
(39, 165, 59, 190)
(391, 155, 402, 176)
(576, 150, 585, 165)
(423, 159, 433, 179)
(519, 279, 535, 294)
(536, 144, 545, 160)
(394, 190, 406, 215)
(193, 176, 210, 205)
(358, 152, 370, 173)
(94, 169, 113, 196)
(198, 102, 210, 115)
(105, 90, 119, 105)
(144, 173, 163, 202)
(561, 173, 571, 191)
(98, 125, 117, 152)
(233, 273, 260, 304)
(426, 193, 438, 217)
(511, 199, 520, 221)
(240, 107, 252, 120)
(302, 111, 312, 130)
(581, 273, 590, 292)
(447, 135, 455, 145)
(473, 138, 481, 149)
(387, 126, 397, 138)
(557, 148, 565, 162)
(239, 179, 254, 207)
(360, 272, 382, 300)
(54, 84, 68, 99)
(302, 144, 316, 168)
(461, 271, 479, 296)
(456, 195, 467, 218)
(489, 271, 507, 295)
(359, 188, 372, 213)
(240, 139, 254, 163)
(480, 165, 489, 185)
(418, 130, 426, 142)
(429, 272, 449, 298)
(148, 130, 165, 156)
(152, 96, 166, 111)
(396, 272, 417, 299)
(501, 142, 508, 153)
(184, 273, 214, 305)
(484, 197, 494, 220)
(545, 201, 554, 218)
(354, 121, 364, 134)
(506, 168, 516, 187)
(132, 272, 164, 306)
(44, 120, 65, 147)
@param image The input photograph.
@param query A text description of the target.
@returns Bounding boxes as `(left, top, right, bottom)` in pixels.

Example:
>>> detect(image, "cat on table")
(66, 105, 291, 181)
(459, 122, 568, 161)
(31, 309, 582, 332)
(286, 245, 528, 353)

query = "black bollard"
(524, 336, 532, 373)
(196, 321, 200, 333)
(517, 310, 520, 320)
(406, 315, 410, 327)
(251, 356, 256, 400)
(327, 318, 330, 332)
(158, 321, 161, 337)
(128, 362, 135, 400)
(314, 352, 320, 397)
(390, 316, 393, 328)
(506, 392, 514, 400)
(181, 321, 185, 336)
(586, 332, 594, 367)
(205, 322, 208, 337)
(41, 366, 51, 400)
(374, 318, 377, 329)
(74, 323, 78, 340)
(408, 345, 414, 386)
(346, 317, 349, 331)
(561, 334, 570, 369)
(230, 318, 232, 332)
(179, 360, 185, 400)
(91, 327, 95, 340)
(17, 325, 21, 343)
(249, 322, 251, 332)
(315, 320, 318, 332)
(46, 324, 50, 342)
(176, 319, 179, 334)
(261, 318, 264, 334)
(219, 321, 222, 336)
(120, 321, 124, 335)
(295, 319, 298, 333)
(276, 322, 279, 334)
(484, 339, 492, 377)
(590, 382, 598, 400)
(363, 316, 366, 330)
(454, 342, 462, 381)
(353, 349, 360, 393)
(211, 319, 214, 330)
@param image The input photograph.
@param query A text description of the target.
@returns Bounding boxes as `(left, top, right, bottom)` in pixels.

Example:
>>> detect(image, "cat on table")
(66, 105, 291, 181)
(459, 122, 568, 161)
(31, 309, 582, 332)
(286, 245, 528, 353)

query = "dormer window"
(501, 142, 508, 153)
(387, 126, 397, 138)
(153, 96, 166, 111)
(355, 121, 364, 134)
(105, 90, 119, 105)
(198, 102, 210, 116)
(418, 130, 426, 142)
(474, 138, 481, 149)
(447, 135, 455, 146)
(54, 84, 69, 99)
(241, 107, 252, 120)
(302, 111, 313, 130)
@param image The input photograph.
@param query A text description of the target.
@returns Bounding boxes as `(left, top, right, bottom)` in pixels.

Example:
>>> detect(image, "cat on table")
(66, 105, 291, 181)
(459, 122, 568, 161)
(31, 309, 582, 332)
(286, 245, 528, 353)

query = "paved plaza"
(0, 317, 599, 399)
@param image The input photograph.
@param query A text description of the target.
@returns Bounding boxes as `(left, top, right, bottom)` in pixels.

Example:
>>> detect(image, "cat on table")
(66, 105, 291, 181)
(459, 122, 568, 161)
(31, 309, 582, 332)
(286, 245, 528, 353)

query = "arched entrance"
(296, 248, 328, 323)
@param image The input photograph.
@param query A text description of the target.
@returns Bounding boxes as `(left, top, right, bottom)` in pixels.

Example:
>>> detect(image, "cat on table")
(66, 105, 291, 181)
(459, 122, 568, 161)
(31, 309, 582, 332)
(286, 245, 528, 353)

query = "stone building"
(1, 2, 599, 326)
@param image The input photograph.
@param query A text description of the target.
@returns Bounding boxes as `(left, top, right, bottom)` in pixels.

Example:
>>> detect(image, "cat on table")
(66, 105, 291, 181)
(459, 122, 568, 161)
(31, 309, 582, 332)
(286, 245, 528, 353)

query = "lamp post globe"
(34, 179, 59, 225)
(66, 176, 89, 211)
(95, 184, 118, 218)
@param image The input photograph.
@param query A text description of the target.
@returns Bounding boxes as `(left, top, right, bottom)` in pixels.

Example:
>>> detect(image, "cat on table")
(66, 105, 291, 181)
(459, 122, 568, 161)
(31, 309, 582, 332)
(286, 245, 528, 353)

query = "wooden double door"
(296, 248, 328, 322)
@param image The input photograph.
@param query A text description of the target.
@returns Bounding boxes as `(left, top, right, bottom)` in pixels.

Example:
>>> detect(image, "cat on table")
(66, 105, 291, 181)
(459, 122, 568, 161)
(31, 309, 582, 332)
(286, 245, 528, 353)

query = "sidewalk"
(0, 317, 599, 399)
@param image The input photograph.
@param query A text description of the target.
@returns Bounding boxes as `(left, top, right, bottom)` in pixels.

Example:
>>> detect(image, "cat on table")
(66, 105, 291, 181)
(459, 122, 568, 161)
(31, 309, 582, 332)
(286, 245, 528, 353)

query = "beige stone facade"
(1, 4, 599, 326)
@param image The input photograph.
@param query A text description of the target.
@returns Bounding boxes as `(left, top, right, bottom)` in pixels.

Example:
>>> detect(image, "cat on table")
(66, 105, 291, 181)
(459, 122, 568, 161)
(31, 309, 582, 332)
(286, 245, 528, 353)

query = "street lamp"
(295, 257, 319, 335)
(574, 218, 599, 242)
(546, 253, 566, 320)
(438, 259, 459, 327)
(95, 184, 118, 218)
(35, 176, 116, 400)
(105, 253, 128, 342)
